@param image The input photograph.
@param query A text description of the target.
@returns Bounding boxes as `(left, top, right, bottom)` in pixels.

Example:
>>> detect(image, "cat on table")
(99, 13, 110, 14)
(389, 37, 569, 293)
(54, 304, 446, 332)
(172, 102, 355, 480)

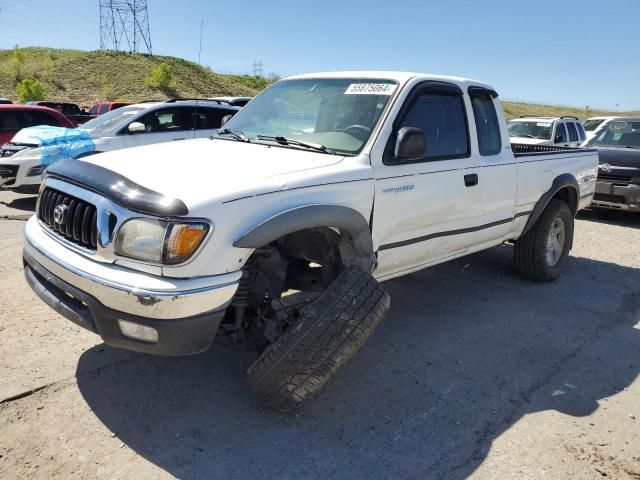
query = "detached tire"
(514, 199, 573, 282)
(247, 265, 390, 412)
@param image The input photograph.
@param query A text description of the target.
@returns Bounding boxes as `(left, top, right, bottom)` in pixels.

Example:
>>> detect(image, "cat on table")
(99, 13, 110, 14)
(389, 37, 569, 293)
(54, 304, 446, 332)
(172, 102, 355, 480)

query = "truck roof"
(285, 71, 495, 91)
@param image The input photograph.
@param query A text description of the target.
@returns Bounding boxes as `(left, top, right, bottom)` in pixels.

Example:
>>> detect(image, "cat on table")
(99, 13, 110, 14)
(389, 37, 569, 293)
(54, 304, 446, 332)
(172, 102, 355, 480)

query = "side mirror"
(395, 127, 426, 161)
(220, 114, 233, 127)
(128, 122, 145, 134)
(555, 135, 564, 143)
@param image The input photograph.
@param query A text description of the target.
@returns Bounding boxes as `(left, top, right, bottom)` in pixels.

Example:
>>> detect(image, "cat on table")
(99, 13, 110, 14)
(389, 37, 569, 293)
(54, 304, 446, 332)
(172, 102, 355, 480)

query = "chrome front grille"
(38, 187, 98, 249)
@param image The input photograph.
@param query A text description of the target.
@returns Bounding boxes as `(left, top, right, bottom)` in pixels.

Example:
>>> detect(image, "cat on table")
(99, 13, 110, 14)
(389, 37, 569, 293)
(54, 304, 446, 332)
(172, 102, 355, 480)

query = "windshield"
(508, 121, 552, 140)
(583, 119, 606, 131)
(587, 120, 640, 148)
(219, 78, 398, 154)
(80, 106, 145, 133)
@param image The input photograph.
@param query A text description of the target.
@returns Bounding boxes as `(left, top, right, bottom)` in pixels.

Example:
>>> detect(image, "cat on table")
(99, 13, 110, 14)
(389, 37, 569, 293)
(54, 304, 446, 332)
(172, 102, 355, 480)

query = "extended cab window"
(470, 91, 501, 155)
(397, 91, 469, 160)
(99, 104, 110, 115)
(567, 122, 578, 142)
(554, 123, 568, 143)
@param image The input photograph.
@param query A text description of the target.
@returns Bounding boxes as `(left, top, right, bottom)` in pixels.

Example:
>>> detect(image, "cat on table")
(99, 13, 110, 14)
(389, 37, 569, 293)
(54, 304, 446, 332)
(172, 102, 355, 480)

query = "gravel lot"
(0, 191, 638, 480)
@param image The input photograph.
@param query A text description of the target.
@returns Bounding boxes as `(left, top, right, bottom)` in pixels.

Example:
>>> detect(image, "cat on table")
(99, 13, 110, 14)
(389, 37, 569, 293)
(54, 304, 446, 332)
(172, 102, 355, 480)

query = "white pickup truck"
(23, 72, 599, 411)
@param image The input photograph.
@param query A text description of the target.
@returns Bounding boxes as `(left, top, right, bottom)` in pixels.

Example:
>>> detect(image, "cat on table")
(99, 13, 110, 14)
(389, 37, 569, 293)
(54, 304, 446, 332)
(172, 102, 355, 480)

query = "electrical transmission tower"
(252, 60, 263, 77)
(99, 1, 152, 54)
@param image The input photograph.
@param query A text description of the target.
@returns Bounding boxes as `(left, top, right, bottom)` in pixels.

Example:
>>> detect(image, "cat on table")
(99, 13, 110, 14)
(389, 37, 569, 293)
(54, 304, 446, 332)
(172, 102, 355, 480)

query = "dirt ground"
(0, 191, 638, 480)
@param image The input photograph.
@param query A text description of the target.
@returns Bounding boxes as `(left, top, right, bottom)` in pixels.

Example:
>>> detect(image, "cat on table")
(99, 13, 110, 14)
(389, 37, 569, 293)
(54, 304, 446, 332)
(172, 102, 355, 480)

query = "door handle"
(464, 174, 478, 187)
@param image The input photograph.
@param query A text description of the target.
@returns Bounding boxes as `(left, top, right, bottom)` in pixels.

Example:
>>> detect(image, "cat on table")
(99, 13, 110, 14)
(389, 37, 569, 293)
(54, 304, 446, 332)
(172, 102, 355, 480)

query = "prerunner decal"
(345, 83, 396, 95)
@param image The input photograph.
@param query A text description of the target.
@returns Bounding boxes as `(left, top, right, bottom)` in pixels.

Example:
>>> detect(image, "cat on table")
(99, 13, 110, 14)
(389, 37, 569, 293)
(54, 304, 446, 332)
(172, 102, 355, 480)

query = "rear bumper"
(23, 217, 240, 355)
(592, 181, 640, 212)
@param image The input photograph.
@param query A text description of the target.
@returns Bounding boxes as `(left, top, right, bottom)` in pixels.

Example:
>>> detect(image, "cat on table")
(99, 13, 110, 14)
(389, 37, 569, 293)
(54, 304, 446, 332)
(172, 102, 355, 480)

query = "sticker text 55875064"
(345, 83, 397, 95)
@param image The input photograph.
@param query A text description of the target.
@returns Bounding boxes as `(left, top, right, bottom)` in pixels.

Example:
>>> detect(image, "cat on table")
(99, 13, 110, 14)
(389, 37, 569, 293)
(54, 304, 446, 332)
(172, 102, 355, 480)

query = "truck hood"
(594, 146, 640, 168)
(509, 137, 551, 145)
(84, 138, 347, 206)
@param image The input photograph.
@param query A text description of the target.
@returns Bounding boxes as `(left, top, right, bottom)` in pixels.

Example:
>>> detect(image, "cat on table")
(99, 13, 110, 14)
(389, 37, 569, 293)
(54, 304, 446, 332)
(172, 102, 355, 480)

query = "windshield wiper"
(216, 128, 250, 142)
(256, 135, 328, 153)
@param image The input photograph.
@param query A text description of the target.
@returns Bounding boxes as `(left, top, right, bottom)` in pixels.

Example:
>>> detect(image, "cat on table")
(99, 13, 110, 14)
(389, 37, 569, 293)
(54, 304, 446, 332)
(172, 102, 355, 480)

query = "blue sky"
(1, 0, 638, 109)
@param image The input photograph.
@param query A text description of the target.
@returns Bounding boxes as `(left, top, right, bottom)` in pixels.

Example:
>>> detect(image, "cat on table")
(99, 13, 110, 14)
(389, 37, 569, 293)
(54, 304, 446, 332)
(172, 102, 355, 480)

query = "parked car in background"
(0, 104, 74, 146)
(26, 101, 95, 126)
(22, 71, 598, 411)
(0, 97, 12, 104)
(508, 116, 586, 147)
(583, 116, 619, 143)
(88, 102, 131, 116)
(0, 99, 240, 193)
(585, 117, 640, 212)
(208, 96, 253, 107)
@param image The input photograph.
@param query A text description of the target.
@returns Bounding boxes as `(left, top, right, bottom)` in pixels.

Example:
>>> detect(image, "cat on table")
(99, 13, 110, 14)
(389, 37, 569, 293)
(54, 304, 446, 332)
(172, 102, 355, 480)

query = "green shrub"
(145, 62, 175, 91)
(16, 78, 46, 103)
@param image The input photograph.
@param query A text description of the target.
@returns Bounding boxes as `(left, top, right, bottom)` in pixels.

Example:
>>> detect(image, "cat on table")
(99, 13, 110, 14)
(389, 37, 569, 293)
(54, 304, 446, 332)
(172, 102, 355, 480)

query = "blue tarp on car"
(13, 126, 96, 166)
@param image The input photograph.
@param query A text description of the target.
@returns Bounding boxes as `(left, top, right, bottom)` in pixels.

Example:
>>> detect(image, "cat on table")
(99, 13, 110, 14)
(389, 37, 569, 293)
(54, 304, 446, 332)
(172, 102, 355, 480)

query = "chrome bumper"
(23, 216, 240, 320)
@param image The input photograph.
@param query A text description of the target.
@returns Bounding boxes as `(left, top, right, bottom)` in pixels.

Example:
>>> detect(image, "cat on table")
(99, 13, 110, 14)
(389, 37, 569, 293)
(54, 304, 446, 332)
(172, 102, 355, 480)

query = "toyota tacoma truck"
(23, 72, 599, 411)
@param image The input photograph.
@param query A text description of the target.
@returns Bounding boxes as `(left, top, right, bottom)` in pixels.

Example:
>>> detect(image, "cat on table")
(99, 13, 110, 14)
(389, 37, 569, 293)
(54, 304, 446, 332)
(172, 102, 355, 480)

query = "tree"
(145, 63, 175, 92)
(10, 45, 26, 82)
(16, 79, 46, 103)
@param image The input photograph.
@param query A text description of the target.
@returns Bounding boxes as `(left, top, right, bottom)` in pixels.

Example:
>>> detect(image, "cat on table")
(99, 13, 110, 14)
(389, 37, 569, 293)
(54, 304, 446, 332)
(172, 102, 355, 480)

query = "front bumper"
(0, 155, 43, 192)
(592, 181, 640, 212)
(23, 217, 241, 355)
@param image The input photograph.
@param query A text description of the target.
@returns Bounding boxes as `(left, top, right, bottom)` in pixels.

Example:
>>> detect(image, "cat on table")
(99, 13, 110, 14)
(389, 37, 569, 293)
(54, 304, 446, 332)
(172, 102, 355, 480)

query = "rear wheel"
(514, 199, 573, 282)
(247, 266, 390, 412)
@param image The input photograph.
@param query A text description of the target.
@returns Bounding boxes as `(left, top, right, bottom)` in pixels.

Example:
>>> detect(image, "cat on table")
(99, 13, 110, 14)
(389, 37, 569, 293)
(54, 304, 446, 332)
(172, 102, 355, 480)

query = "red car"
(88, 102, 131, 116)
(0, 104, 75, 146)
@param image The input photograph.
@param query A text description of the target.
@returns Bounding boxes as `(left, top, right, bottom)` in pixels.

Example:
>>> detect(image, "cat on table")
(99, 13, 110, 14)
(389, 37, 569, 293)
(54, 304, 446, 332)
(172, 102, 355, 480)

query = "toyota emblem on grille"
(599, 163, 612, 172)
(53, 204, 68, 225)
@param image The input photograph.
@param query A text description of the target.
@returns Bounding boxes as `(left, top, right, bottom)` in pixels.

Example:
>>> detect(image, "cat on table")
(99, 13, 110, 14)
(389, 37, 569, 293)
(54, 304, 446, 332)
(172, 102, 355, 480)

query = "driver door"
(370, 81, 483, 280)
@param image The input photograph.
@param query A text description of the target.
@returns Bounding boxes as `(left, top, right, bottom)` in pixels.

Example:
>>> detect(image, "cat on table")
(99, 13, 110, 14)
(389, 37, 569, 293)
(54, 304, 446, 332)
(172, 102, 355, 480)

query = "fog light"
(118, 320, 158, 343)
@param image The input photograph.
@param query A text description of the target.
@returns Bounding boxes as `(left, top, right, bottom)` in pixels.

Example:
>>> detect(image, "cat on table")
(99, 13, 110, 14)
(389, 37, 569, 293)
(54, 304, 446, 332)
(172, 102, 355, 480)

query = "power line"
(252, 60, 263, 77)
(99, 0, 152, 54)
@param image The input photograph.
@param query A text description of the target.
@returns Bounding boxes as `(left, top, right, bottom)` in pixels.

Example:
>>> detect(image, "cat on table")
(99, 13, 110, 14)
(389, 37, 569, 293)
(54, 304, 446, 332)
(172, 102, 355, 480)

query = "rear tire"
(514, 199, 573, 282)
(247, 266, 390, 412)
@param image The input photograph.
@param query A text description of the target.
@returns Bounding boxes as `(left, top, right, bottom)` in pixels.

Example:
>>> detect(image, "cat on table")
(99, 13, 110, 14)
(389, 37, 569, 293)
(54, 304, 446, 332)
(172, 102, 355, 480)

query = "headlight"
(114, 218, 210, 265)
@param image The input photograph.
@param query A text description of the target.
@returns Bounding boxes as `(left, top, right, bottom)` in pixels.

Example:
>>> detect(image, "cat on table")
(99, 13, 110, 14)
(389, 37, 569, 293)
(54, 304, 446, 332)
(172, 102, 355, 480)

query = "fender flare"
(233, 205, 374, 271)
(522, 173, 579, 236)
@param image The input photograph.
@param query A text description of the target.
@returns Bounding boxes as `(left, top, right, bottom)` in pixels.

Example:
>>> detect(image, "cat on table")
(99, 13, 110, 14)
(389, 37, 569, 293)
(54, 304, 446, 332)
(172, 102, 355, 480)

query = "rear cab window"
(469, 88, 501, 155)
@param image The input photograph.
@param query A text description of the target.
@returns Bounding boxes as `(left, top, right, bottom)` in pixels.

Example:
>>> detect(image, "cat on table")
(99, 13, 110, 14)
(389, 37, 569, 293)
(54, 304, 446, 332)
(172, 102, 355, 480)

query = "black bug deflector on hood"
(45, 159, 189, 216)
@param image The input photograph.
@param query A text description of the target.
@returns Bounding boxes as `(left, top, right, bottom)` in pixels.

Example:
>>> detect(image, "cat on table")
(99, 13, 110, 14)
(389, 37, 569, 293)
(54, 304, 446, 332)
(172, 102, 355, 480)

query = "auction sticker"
(345, 83, 396, 95)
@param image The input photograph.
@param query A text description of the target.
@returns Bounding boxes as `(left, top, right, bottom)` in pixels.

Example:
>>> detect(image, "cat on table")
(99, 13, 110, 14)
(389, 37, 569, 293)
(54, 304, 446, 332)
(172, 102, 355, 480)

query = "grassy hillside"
(1, 47, 637, 120)
(0, 47, 272, 106)
(500, 102, 639, 121)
